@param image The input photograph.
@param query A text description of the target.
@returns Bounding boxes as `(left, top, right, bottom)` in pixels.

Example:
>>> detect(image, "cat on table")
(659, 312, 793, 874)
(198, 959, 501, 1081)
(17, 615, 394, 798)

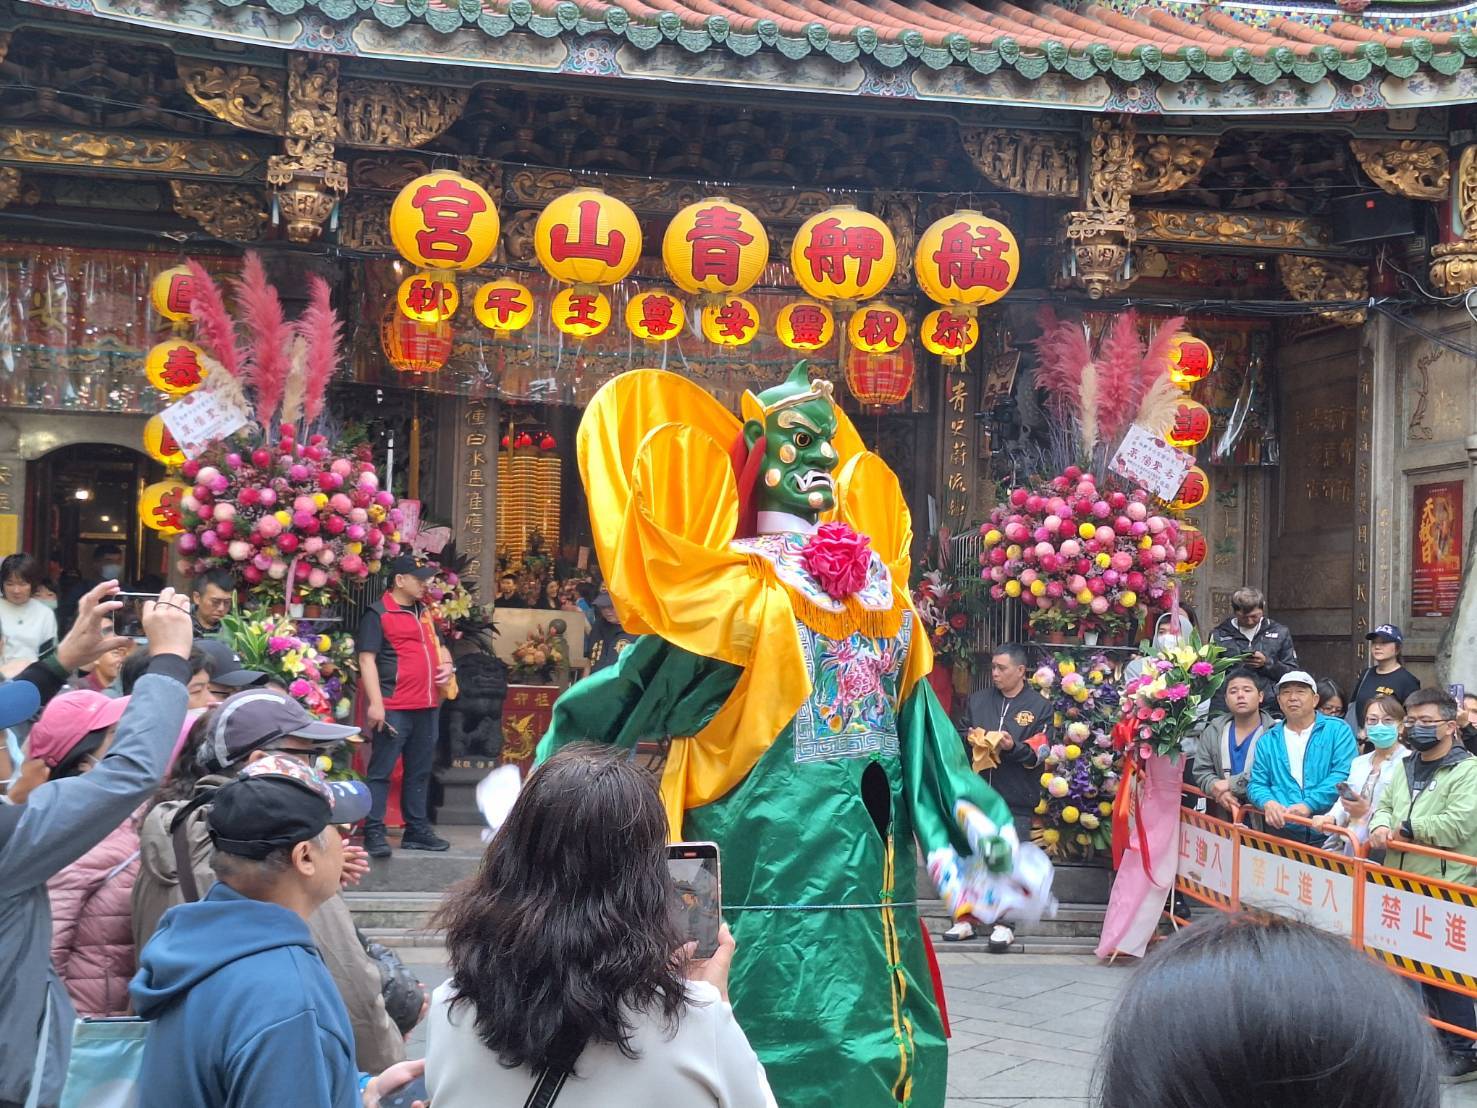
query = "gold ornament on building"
(177, 61, 286, 134)
(1130, 133, 1217, 195)
(1430, 144, 1477, 296)
(1349, 138, 1450, 201)
(169, 181, 268, 241)
(1062, 116, 1137, 299)
(1277, 255, 1369, 326)
(959, 127, 1077, 198)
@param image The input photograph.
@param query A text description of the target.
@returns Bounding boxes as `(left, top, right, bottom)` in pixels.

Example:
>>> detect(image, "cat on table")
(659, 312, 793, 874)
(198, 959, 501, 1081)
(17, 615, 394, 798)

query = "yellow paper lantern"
(625, 291, 685, 342)
(1168, 333, 1214, 389)
(535, 188, 641, 287)
(145, 338, 210, 397)
(920, 308, 980, 360)
(1165, 398, 1212, 449)
(150, 265, 198, 322)
(662, 198, 769, 297)
(143, 414, 185, 467)
(551, 287, 612, 338)
(914, 211, 1020, 309)
(846, 302, 907, 354)
(380, 309, 453, 374)
(774, 300, 835, 352)
(471, 279, 534, 333)
(139, 479, 189, 534)
(388, 171, 500, 271)
(1171, 466, 1209, 511)
(700, 296, 760, 347)
(790, 205, 896, 303)
(397, 273, 459, 323)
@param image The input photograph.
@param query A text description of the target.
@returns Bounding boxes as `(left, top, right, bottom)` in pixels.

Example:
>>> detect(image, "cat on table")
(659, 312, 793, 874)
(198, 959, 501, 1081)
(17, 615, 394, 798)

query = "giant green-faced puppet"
(539, 362, 1052, 1105)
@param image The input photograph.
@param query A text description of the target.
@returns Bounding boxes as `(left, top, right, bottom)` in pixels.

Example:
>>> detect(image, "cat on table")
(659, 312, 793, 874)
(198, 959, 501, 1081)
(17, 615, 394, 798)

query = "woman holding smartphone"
(427, 744, 775, 1107)
(1312, 695, 1408, 856)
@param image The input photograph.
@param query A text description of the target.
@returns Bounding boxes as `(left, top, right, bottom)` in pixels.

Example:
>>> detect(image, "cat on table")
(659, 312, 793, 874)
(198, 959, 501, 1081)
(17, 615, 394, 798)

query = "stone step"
(359, 925, 446, 950)
(918, 898, 1107, 939)
(344, 892, 443, 930)
(351, 827, 485, 894)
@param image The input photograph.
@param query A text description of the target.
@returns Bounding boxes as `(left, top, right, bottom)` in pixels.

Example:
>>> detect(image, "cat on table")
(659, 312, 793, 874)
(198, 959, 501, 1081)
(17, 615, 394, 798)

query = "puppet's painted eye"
(794, 431, 812, 449)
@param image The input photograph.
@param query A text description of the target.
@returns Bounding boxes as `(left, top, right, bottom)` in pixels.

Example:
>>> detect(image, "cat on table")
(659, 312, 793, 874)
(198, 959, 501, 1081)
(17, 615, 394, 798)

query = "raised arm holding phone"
(0, 583, 193, 1108)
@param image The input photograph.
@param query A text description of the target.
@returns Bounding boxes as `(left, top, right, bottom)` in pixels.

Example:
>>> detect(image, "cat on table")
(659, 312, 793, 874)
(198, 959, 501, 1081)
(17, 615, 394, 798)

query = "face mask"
(99, 564, 123, 582)
(1366, 722, 1399, 749)
(1408, 723, 1444, 751)
(36, 597, 56, 611)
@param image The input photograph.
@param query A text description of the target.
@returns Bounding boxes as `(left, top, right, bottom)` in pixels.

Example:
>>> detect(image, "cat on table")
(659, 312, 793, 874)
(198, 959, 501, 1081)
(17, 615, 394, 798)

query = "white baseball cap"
(1276, 670, 1317, 691)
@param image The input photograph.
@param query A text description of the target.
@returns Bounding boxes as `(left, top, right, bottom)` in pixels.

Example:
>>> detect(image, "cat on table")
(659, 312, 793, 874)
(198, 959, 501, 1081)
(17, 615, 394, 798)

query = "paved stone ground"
(400, 949, 1477, 1107)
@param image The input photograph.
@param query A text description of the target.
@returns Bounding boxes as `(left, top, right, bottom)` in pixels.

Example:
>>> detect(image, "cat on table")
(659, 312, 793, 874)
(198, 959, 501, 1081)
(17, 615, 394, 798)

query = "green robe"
(539, 615, 1012, 1106)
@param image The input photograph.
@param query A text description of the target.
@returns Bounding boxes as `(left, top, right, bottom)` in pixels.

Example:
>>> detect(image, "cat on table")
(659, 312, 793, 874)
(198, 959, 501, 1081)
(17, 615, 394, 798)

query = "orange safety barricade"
(1168, 784, 1477, 1042)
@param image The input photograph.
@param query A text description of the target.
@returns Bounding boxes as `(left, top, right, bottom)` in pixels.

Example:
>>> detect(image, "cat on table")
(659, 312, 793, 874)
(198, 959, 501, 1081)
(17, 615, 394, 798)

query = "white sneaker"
(943, 920, 975, 942)
(988, 924, 1015, 952)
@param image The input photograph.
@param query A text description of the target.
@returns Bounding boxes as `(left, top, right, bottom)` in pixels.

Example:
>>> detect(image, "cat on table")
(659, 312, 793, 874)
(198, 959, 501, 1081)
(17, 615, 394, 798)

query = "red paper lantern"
(380, 308, 452, 374)
(845, 344, 915, 408)
(1177, 524, 1208, 572)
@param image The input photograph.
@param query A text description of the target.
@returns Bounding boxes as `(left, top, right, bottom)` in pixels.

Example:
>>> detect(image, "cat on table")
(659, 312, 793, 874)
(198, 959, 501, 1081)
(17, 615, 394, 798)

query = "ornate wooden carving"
(874, 191, 918, 286)
(348, 155, 434, 191)
(959, 126, 1076, 198)
(1277, 255, 1368, 326)
(1135, 208, 1337, 252)
(336, 193, 392, 251)
(0, 126, 263, 178)
(338, 81, 468, 149)
(177, 61, 285, 135)
(1431, 145, 1477, 295)
(0, 168, 23, 209)
(500, 209, 538, 263)
(1349, 138, 1449, 201)
(0, 32, 11, 66)
(1062, 116, 1136, 299)
(170, 180, 267, 240)
(503, 168, 833, 220)
(1131, 133, 1217, 195)
(267, 56, 346, 243)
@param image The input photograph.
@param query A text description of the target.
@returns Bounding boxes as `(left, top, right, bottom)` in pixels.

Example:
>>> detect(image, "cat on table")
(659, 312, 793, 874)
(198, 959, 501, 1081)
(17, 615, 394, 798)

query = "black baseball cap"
(387, 555, 437, 580)
(196, 639, 270, 690)
(1366, 623, 1404, 644)
(197, 688, 360, 772)
(208, 753, 371, 859)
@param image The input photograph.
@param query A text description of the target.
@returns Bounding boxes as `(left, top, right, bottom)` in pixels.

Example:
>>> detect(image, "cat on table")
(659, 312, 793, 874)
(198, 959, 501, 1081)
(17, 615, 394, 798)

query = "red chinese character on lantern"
(153, 488, 183, 530)
(930, 311, 971, 349)
(411, 178, 489, 266)
(406, 278, 451, 316)
(789, 305, 829, 346)
(713, 300, 756, 339)
(857, 309, 902, 349)
(801, 217, 885, 287)
(563, 293, 602, 329)
(161, 346, 203, 389)
(165, 273, 197, 316)
(160, 426, 181, 456)
(1177, 341, 1210, 373)
(481, 286, 529, 325)
(1178, 470, 1207, 505)
(549, 199, 626, 266)
(639, 297, 679, 337)
(932, 221, 1011, 291)
(686, 205, 754, 287)
(1172, 404, 1209, 442)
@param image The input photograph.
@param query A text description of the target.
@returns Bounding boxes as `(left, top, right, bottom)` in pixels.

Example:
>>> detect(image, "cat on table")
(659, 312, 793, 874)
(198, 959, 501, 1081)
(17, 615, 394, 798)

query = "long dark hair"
(435, 744, 686, 1071)
(142, 708, 218, 814)
(1097, 912, 1441, 1108)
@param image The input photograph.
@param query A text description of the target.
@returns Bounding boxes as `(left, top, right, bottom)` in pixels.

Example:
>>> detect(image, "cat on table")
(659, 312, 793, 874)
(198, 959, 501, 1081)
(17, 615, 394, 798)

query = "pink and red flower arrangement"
(174, 425, 403, 590)
(979, 468, 1185, 628)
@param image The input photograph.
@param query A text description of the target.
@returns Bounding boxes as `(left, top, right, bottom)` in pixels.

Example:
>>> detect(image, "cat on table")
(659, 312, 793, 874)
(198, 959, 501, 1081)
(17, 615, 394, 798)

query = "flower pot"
(303, 604, 323, 618)
(288, 602, 305, 620)
(1047, 631, 1067, 644)
(1083, 631, 1101, 646)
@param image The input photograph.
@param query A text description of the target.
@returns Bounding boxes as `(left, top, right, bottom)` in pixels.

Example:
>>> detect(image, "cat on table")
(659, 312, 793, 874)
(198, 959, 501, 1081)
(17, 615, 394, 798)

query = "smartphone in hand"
(111, 593, 161, 638)
(1336, 782, 1360, 803)
(667, 841, 721, 960)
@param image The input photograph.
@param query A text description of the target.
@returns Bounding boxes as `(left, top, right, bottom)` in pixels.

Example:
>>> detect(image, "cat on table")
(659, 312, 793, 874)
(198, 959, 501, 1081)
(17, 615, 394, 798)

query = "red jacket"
(49, 816, 141, 1017)
(356, 593, 441, 711)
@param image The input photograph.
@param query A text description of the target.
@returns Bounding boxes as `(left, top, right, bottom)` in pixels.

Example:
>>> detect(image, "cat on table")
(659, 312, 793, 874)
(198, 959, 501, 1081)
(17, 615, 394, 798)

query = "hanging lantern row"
(139, 268, 202, 536)
(381, 172, 1022, 353)
(1155, 329, 1217, 569)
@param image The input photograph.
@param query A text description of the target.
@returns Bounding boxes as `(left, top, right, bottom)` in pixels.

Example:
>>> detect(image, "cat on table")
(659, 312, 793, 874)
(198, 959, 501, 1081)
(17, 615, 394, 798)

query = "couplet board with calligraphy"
(1109, 424, 1194, 501)
(500, 684, 557, 778)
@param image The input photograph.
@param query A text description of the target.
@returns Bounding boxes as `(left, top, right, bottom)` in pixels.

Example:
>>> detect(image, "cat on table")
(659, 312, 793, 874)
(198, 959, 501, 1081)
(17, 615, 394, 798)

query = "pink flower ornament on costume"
(799, 522, 873, 600)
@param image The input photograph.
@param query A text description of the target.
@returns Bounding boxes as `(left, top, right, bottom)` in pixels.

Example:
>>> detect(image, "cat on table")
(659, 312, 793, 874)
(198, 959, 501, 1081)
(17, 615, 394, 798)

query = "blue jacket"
(1248, 714, 1358, 836)
(130, 882, 360, 1108)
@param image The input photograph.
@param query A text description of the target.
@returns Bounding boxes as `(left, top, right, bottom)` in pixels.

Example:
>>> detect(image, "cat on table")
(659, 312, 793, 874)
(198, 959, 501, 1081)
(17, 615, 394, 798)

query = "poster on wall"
(1411, 480, 1464, 618)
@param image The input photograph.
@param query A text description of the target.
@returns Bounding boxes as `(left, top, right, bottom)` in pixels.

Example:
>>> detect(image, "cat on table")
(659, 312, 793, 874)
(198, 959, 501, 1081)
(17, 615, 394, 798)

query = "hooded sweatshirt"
(130, 882, 360, 1108)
